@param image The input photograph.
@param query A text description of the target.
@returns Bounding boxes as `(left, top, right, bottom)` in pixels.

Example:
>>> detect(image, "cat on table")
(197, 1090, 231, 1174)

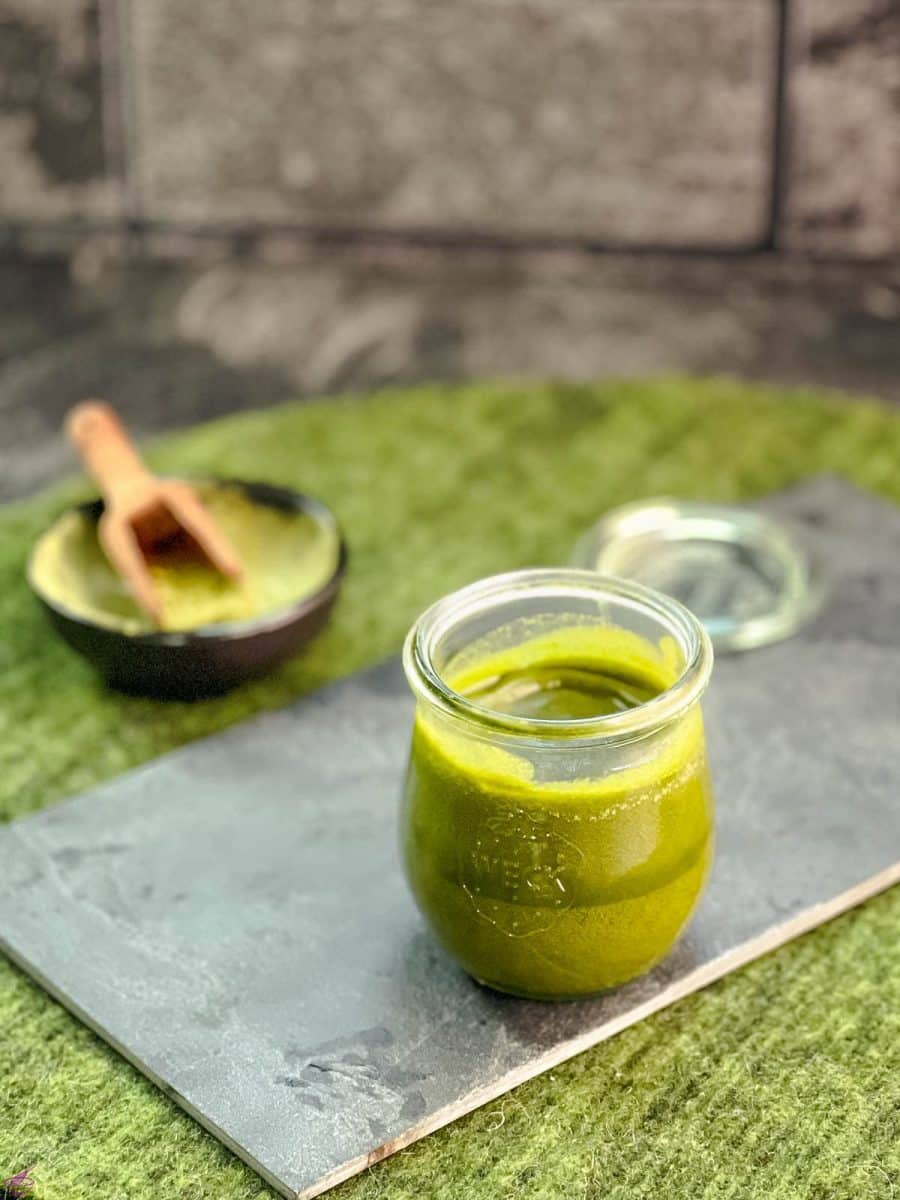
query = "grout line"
(766, 0, 796, 251)
(2, 217, 897, 269)
(98, 0, 143, 226)
(0, 217, 773, 260)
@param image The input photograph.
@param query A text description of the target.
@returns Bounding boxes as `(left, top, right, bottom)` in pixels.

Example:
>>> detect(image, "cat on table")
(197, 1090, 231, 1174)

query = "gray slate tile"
(788, 0, 900, 256)
(0, 0, 121, 221)
(131, 0, 774, 245)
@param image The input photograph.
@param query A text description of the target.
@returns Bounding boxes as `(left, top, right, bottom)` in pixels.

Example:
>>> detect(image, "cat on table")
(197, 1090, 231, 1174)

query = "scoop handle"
(67, 401, 154, 502)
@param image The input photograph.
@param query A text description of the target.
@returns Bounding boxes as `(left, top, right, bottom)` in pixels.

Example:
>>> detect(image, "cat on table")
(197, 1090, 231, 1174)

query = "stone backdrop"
(0, 0, 897, 255)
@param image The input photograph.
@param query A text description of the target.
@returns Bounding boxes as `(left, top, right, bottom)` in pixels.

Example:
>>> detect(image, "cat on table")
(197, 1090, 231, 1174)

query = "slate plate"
(1, 477, 899, 1200)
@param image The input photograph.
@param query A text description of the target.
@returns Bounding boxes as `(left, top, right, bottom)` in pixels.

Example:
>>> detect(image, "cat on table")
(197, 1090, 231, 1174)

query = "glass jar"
(401, 569, 714, 1000)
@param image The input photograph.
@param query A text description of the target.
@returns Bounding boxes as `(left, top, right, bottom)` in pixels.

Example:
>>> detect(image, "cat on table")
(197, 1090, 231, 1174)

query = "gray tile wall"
(0, 0, 897, 256)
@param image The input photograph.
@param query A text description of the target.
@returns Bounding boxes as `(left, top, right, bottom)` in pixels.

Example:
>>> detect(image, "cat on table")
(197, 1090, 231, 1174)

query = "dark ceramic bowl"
(27, 480, 348, 699)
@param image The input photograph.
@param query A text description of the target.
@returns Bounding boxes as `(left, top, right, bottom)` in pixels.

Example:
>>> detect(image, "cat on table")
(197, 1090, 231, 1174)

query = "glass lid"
(571, 499, 827, 652)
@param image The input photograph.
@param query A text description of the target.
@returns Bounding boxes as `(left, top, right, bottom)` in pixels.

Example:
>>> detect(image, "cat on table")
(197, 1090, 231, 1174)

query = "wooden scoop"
(67, 401, 244, 627)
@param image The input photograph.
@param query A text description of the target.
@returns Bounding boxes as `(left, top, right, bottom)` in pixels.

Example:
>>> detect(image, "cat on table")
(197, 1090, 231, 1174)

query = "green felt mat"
(2, 378, 899, 1200)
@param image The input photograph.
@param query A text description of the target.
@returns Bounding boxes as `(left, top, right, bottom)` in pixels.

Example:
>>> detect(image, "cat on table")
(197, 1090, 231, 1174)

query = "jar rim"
(402, 569, 714, 744)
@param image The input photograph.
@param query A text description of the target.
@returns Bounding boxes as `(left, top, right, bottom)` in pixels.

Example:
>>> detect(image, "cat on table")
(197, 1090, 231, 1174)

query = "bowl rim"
(26, 477, 348, 646)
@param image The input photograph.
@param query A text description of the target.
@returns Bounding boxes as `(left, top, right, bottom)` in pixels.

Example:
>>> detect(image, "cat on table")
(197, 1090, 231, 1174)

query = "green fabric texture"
(1, 378, 898, 1199)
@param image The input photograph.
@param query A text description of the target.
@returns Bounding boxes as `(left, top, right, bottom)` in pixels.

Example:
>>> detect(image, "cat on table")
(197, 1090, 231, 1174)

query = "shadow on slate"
(0, 477, 898, 1199)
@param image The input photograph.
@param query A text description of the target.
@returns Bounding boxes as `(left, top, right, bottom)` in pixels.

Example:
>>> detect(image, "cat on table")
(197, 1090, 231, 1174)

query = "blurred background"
(1, 0, 898, 498)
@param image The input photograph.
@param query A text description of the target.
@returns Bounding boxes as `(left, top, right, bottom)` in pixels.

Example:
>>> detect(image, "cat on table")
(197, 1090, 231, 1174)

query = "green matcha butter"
(402, 617, 714, 1000)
